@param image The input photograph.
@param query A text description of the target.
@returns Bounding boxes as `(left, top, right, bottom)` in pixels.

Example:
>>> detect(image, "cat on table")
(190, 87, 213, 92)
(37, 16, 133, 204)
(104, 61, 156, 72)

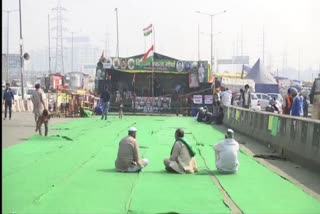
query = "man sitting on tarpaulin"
(164, 129, 198, 174)
(115, 127, 149, 172)
(213, 129, 239, 174)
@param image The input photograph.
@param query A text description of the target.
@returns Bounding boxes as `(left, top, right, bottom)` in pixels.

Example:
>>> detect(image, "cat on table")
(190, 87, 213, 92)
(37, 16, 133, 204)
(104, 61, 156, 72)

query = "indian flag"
(143, 24, 152, 36)
(140, 45, 154, 63)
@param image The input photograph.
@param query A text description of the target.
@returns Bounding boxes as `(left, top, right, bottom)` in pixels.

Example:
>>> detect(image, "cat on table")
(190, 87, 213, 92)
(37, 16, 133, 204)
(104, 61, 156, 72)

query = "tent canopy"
(245, 59, 279, 93)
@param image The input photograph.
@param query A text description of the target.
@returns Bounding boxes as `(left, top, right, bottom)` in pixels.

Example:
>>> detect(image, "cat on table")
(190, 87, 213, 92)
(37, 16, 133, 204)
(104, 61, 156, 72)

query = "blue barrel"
(191, 107, 198, 117)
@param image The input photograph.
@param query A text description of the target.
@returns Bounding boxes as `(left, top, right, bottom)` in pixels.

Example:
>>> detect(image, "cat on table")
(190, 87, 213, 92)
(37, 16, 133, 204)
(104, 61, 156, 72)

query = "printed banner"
(104, 55, 210, 83)
(193, 95, 203, 104)
(204, 95, 213, 104)
(133, 96, 171, 112)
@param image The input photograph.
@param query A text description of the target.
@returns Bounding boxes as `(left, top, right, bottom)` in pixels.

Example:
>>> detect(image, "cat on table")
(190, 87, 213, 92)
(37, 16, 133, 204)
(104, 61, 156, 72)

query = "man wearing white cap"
(213, 129, 239, 174)
(115, 127, 148, 172)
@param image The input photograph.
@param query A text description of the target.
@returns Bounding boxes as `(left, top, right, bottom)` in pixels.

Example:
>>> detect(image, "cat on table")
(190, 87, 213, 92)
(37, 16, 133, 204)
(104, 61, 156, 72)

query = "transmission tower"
(52, 0, 66, 74)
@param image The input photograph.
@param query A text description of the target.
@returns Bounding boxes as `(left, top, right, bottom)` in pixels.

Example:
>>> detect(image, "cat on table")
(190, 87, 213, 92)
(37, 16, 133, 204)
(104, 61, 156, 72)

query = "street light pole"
(210, 15, 213, 74)
(7, 12, 9, 83)
(196, 10, 226, 74)
(115, 8, 119, 58)
(19, 0, 25, 100)
(48, 14, 51, 73)
(198, 24, 200, 61)
(3, 9, 19, 83)
(71, 32, 73, 72)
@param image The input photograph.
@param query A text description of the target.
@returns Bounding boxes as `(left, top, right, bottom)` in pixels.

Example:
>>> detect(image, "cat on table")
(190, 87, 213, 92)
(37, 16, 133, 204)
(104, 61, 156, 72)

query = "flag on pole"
(143, 24, 152, 36)
(132, 73, 136, 86)
(140, 45, 154, 63)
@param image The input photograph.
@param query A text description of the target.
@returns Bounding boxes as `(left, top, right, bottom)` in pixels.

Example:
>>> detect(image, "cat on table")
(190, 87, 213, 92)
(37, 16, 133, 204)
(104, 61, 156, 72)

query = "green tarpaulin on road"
(2, 116, 320, 214)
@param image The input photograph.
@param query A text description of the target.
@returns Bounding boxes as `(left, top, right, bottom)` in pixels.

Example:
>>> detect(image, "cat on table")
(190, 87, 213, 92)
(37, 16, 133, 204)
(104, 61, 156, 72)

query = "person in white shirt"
(213, 129, 239, 174)
(198, 63, 205, 83)
(220, 88, 232, 107)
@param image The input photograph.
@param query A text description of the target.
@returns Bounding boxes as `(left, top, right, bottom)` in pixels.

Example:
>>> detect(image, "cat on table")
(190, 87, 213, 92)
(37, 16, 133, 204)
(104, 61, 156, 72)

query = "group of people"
(195, 87, 232, 125)
(99, 89, 124, 120)
(115, 127, 240, 174)
(3, 83, 50, 136)
(283, 88, 309, 117)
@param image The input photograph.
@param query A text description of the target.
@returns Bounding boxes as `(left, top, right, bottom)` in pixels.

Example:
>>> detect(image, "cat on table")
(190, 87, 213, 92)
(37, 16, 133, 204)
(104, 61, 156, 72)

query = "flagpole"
(133, 73, 136, 111)
(152, 25, 155, 97)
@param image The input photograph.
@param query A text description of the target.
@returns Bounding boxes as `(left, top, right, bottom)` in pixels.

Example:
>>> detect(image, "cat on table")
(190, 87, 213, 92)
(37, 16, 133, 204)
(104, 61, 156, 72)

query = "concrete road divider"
(224, 106, 320, 171)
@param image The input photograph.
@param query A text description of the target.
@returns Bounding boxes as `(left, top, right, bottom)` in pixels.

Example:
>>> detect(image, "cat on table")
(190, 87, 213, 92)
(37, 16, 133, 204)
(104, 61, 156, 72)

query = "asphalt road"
(2, 112, 74, 149)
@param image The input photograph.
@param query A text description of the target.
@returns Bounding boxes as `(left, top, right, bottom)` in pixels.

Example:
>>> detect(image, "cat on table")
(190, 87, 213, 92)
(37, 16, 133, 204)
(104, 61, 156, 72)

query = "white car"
(255, 93, 272, 110)
(268, 93, 284, 103)
(10, 87, 23, 100)
(10, 87, 28, 100)
(250, 93, 262, 111)
(268, 93, 284, 110)
(232, 93, 261, 111)
(26, 88, 35, 100)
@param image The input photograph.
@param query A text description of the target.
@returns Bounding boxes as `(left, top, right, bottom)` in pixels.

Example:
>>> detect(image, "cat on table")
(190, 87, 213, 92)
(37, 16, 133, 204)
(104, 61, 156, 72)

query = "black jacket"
(3, 89, 14, 103)
(241, 90, 251, 106)
(101, 91, 110, 103)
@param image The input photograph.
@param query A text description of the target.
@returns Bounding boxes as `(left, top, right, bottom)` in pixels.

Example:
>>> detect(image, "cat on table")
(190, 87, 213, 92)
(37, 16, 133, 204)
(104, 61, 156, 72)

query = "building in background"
(24, 36, 100, 84)
(1, 54, 21, 81)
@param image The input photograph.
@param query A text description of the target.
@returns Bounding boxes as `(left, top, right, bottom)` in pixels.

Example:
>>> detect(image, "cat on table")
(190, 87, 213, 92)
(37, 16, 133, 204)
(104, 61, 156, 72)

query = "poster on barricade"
(204, 95, 213, 104)
(193, 95, 203, 104)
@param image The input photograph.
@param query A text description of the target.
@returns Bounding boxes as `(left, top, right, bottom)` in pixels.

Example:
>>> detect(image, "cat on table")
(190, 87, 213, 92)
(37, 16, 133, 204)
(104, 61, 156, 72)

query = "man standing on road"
(31, 83, 46, 123)
(213, 129, 239, 174)
(241, 84, 251, 109)
(115, 127, 148, 172)
(3, 83, 15, 120)
(100, 88, 110, 120)
(221, 87, 232, 107)
(283, 89, 293, 115)
(291, 89, 302, 117)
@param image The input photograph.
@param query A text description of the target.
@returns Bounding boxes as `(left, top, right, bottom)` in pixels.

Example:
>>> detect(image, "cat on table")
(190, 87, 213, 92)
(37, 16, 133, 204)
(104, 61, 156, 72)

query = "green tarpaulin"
(2, 116, 320, 214)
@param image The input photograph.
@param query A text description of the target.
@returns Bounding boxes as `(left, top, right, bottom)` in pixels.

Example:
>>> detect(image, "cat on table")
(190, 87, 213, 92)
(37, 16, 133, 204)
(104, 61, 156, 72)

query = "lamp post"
(115, 8, 119, 58)
(2, 9, 19, 83)
(200, 31, 222, 73)
(19, 0, 25, 100)
(195, 10, 226, 74)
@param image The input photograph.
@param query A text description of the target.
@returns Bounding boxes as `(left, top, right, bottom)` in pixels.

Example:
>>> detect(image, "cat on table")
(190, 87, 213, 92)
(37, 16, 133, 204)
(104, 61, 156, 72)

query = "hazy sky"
(2, 0, 320, 80)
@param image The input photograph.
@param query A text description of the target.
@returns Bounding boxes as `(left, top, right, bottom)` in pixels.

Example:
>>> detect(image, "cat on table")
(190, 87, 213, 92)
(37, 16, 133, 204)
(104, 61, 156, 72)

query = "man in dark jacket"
(100, 88, 110, 120)
(3, 83, 15, 120)
(241, 84, 251, 109)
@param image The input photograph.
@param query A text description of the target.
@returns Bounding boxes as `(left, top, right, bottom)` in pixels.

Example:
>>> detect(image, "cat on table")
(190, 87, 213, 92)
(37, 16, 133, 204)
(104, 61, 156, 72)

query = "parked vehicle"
(268, 93, 284, 111)
(26, 88, 35, 100)
(267, 93, 284, 103)
(250, 93, 261, 111)
(10, 87, 27, 100)
(255, 93, 272, 110)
